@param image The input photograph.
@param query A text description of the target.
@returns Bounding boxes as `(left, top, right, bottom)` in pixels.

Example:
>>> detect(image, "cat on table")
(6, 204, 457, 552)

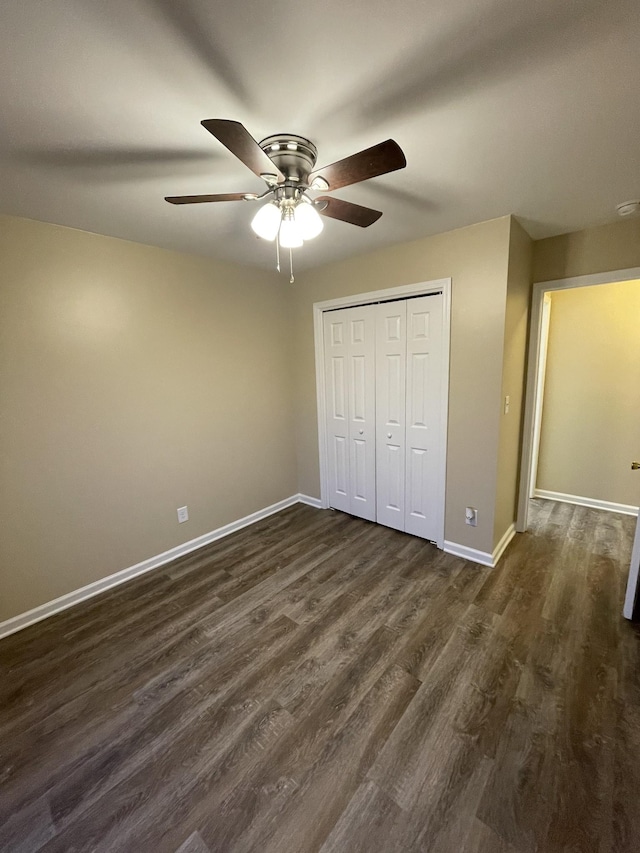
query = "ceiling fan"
(165, 119, 406, 278)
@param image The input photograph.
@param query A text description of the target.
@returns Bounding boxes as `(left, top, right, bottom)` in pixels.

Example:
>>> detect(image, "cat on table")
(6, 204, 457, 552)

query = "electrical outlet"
(177, 506, 189, 523)
(465, 507, 478, 527)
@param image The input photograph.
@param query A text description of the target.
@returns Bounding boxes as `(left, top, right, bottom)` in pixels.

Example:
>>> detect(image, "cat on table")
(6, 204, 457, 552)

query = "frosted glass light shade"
(294, 201, 324, 239)
(279, 214, 303, 248)
(250, 202, 281, 241)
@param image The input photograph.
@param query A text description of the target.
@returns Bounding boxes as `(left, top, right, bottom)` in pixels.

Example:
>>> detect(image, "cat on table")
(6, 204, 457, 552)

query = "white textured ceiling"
(1, 0, 639, 271)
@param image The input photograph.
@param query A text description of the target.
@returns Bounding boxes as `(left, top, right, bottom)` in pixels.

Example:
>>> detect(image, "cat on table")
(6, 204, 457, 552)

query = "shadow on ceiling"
(357, 182, 440, 214)
(6, 146, 225, 183)
(318, 0, 625, 132)
(144, 0, 254, 111)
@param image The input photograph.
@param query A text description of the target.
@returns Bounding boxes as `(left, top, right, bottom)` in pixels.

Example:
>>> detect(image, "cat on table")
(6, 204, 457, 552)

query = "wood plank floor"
(1, 499, 639, 852)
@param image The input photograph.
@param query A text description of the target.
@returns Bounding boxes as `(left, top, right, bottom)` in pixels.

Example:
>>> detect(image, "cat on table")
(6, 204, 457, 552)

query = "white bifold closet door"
(323, 304, 377, 521)
(324, 293, 444, 542)
(375, 301, 407, 531)
(376, 294, 444, 540)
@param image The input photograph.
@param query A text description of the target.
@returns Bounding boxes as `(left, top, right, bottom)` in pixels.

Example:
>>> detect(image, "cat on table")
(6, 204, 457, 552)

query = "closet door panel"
(407, 447, 428, 519)
(384, 444, 404, 511)
(352, 438, 369, 501)
(405, 294, 444, 540)
(332, 435, 349, 499)
(324, 305, 376, 521)
(347, 307, 377, 520)
(376, 302, 407, 531)
(324, 312, 351, 514)
(330, 355, 347, 420)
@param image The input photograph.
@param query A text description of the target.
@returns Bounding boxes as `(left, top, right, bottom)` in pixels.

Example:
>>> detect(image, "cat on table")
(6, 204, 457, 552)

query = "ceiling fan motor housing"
(258, 134, 318, 186)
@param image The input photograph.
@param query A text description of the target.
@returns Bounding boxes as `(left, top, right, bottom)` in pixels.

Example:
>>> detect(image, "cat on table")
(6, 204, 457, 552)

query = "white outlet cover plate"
(177, 506, 189, 523)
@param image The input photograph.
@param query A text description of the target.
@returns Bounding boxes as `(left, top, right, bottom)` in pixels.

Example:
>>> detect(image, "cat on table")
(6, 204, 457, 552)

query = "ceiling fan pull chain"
(276, 237, 280, 273)
(289, 248, 295, 284)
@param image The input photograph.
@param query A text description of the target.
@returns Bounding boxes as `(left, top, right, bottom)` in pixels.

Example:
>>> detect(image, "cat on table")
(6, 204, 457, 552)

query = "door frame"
(314, 277, 451, 549)
(625, 513, 640, 619)
(516, 266, 640, 529)
(528, 293, 552, 499)
(516, 267, 640, 533)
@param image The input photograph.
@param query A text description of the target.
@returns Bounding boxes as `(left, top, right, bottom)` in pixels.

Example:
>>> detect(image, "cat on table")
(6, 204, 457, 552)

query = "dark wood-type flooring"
(1, 499, 639, 852)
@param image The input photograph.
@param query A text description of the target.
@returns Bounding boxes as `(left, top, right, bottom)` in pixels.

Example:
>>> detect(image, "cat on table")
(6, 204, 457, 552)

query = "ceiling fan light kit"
(250, 201, 281, 241)
(165, 119, 407, 281)
(249, 167, 325, 246)
(278, 208, 304, 249)
(294, 197, 324, 239)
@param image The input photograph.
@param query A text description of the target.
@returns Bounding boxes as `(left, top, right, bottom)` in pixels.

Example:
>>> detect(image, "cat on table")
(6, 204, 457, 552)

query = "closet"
(322, 292, 445, 542)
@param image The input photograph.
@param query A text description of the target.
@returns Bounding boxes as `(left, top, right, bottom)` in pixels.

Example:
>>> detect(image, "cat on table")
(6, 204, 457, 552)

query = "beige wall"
(0, 210, 538, 623)
(293, 216, 513, 555)
(536, 280, 640, 508)
(0, 215, 297, 622)
(533, 218, 640, 283)
(493, 219, 533, 546)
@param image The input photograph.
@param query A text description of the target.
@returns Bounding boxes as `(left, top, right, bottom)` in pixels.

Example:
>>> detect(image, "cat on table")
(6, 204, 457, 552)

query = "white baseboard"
(443, 540, 494, 568)
(444, 522, 517, 569)
(0, 493, 520, 640)
(492, 523, 516, 565)
(534, 489, 639, 517)
(0, 494, 308, 640)
(296, 493, 324, 509)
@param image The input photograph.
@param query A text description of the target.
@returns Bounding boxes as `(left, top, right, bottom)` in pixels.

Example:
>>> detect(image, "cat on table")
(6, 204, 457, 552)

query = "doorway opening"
(517, 267, 640, 618)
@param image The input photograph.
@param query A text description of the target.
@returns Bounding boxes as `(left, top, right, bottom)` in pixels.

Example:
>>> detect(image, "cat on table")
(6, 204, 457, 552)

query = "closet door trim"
(314, 278, 451, 549)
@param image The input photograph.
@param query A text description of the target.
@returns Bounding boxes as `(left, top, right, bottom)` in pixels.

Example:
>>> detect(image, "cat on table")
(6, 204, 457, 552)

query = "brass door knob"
(632, 462, 640, 470)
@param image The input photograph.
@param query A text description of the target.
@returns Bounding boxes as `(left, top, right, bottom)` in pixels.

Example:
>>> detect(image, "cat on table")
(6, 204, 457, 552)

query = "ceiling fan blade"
(316, 196, 382, 227)
(309, 139, 406, 192)
(201, 119, 285, 182)
(165, 192, 256, 204)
